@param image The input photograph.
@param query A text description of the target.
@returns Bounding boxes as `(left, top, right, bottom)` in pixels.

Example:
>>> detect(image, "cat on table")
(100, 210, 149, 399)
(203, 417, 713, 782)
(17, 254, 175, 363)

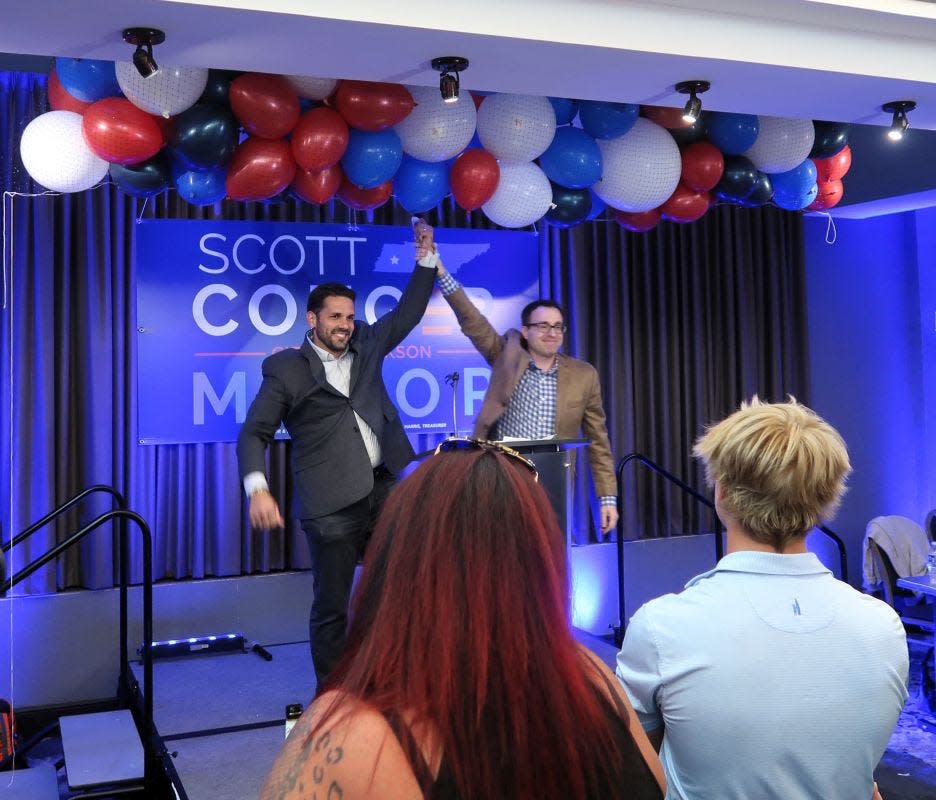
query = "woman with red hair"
(262, 439, 664, 799)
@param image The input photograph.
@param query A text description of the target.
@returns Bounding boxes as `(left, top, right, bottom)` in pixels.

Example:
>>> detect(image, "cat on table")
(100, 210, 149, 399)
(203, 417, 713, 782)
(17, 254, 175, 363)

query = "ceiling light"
(675, 80, 711, 124)
(882, 100, 915, 142)
(123, 27, 165, 79)
(431, 56, 469, 104)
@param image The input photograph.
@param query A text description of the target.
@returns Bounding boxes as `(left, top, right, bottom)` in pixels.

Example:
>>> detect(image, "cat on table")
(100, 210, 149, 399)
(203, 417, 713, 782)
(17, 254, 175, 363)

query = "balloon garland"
(21, 57, 854, 232)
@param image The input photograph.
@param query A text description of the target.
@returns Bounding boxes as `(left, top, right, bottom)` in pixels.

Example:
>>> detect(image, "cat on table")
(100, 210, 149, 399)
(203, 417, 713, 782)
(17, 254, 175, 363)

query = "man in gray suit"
(237, 221, 439, 687)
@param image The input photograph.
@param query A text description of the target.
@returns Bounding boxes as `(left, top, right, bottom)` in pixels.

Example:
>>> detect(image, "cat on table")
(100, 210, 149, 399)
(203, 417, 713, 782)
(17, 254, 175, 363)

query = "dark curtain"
(1, 72, 809, 595)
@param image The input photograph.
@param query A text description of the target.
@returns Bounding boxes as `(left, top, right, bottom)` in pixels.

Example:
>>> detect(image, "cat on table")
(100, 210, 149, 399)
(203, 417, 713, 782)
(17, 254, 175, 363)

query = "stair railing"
(2, 494, 154, 788)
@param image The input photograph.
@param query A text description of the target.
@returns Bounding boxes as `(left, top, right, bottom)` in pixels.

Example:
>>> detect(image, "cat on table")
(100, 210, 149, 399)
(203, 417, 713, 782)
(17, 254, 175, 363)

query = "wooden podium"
(498, 438, 589, 548)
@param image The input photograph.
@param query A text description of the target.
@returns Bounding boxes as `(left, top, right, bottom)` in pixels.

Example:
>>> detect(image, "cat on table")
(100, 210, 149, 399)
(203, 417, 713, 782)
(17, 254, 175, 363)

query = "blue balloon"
(54, 57, 120, 102)
(578, 101, 639, 139)
(773, 182, 818, 211)
(770, 159, 818, 202)
(549, 97, 579, 126)
(587, 189, 606, 220)
(704, 111, 759, 155)
(538, 127, 602, 189)
(341, 128, 403, 190)
(174, 165, 227, 206)
(393, 156, 450, 213)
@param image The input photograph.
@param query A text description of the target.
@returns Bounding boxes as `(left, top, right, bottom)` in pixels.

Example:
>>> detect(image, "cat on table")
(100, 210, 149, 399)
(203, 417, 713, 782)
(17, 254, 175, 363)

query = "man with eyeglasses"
(435, 260, 619, 534)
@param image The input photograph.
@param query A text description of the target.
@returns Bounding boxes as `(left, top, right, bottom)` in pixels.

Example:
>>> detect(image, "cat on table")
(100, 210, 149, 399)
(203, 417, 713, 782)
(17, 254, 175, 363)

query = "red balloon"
(641, 105, 693, 130)
(681, 141, 724, 192)
(450, 149, 499, 211)
(229, 73, 301, 140)
(813, 145, 852, 182)
(661, 182, 711, 223)
(226, 137, 297, 201)
(291, 107, 349, 171)
(333, 81, 414, 131)
(613, 208, 662, 233)
(807, 179, 844, 211)
(292, 163, 343, 204)
(82, 97, 164, 164)
(48, 68, 91, 114)
(471, 92, 486, 112)
(336, 177, 392, 210)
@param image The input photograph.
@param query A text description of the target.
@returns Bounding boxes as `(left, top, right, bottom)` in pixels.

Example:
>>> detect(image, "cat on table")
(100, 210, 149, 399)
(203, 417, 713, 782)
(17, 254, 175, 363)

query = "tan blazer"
(444, 287, 617, 498)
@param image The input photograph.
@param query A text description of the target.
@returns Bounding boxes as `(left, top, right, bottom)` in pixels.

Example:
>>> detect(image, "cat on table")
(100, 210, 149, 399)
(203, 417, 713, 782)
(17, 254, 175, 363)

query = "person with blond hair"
(616, 398, 908, 800)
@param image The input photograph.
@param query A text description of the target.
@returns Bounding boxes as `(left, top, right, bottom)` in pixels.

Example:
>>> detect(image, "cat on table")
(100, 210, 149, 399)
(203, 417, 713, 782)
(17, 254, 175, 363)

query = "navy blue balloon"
(393, 156, 450, 213)
(579, 101, 639, 139)
(538, 127, 602, 189)
(704, 111, 760, 155)
(175, 165, 227, 206)
(549, 97, 579, 126)
(109, 152, 171, 198)
(809, 121, 849, 160)
(587, 189, 606, 220)
(773, 182, 818, 211)
(172, 103, 238, 170)
(739, 172, 774, 207)
(341, 128, 403, 190)
(669, 121, 707, 148)
(770, 159, 818, 202)
(199, 69, 241, 107)
(546, 184, 591, 228)
(715, 155, 758, 202)
(54, 57, 120, 102)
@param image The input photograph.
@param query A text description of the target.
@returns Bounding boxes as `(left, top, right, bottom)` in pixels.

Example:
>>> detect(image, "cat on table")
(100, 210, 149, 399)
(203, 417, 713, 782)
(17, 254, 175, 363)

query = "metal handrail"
(2, 484, 126, 553)
(614, 452, 849, 643)
(2, 485, 132, 710)
(2, 508, 154, 788)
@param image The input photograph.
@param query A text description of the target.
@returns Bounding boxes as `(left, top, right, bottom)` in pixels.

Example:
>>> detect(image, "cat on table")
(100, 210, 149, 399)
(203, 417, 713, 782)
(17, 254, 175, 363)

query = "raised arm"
(367, 219, 437, 353)
(435, 258, 505, 365)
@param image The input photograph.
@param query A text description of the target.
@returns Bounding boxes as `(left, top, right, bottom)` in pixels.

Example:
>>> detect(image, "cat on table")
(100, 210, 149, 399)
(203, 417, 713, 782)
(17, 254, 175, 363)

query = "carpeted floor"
(875, 637, 936, 800)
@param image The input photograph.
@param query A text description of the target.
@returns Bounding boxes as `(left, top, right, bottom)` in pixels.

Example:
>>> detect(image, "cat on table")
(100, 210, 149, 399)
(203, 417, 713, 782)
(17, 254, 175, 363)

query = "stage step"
(59, 709, 144, 791)
(0, 763, 58, 799)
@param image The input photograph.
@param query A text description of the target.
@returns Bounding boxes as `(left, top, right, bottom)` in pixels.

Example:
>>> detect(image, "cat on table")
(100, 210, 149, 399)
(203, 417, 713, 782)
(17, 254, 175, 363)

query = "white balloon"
(116, 62, 209, 117)
(593, 118, 681, 212)
(743, 116, 816, 174)
(477, 93, 555, 164)
(481, 161, 552, 228)
(20, 110, 108, 193)
(285, 74, 337, 100)
(394, 86, 477, 162)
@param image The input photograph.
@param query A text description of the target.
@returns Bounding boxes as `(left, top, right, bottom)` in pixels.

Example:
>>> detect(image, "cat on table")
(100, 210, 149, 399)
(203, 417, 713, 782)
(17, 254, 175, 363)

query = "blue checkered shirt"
(438, 271, 615, 508)
(496, 359, 558, 439)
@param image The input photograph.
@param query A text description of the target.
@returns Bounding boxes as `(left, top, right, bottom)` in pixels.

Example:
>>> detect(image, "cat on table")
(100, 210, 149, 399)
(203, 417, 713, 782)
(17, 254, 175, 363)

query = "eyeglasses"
(525, 322, 567, 334)
(433, 437, 538, 482)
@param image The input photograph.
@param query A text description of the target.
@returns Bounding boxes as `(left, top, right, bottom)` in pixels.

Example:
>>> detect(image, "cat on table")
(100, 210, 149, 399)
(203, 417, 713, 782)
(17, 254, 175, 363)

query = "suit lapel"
(301, 335, 343, 397)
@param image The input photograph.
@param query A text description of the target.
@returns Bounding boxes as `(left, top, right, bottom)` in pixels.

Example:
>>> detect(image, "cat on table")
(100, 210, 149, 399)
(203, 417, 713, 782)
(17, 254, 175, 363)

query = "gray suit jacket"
(237, 265, 435, 519)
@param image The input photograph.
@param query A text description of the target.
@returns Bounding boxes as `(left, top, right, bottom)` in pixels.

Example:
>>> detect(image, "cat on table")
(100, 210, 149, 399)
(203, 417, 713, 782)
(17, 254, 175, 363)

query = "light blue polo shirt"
(616, 551, 909, 800)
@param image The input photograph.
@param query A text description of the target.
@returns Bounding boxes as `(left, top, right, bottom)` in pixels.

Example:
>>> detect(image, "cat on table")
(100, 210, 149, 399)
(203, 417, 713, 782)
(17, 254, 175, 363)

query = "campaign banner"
(135, 220, 540, 444)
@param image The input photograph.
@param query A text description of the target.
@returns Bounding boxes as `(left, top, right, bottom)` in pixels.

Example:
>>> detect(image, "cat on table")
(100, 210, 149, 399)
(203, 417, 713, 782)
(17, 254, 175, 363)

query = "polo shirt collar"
(687, 550, 830, 588)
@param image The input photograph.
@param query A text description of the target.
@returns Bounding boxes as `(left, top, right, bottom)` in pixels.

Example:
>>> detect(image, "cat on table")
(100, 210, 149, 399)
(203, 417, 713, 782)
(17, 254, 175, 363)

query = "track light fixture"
(123, 27, 165, 78)
(882, 100, 915, 141)
(431, 56, 469, 104)
(675, 80, 710, 124)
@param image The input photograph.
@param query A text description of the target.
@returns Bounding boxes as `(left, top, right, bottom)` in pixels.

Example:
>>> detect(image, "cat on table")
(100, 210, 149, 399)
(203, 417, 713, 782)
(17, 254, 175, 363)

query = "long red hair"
(316, 447, 633, 798)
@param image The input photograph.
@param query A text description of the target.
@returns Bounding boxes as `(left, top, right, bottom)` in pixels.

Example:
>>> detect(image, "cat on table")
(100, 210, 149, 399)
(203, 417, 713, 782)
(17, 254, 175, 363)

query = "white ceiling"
(4, 0, 936, 129)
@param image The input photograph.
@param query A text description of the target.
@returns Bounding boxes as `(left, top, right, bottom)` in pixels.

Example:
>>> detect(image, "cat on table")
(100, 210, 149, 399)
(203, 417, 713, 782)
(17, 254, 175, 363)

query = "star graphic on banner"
(390, 255, 400, 265)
